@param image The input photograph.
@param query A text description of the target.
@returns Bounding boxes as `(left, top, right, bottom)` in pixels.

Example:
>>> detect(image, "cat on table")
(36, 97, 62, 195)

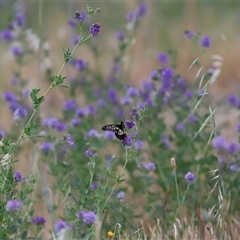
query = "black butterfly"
(102, 121, 127, 140)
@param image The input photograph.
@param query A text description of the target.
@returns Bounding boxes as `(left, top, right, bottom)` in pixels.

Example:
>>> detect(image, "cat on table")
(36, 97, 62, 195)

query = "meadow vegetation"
(0, 2, 240, 240)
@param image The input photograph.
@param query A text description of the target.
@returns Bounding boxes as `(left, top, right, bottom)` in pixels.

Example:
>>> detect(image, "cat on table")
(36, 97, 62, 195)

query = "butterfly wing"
(102, 121, 127, 140)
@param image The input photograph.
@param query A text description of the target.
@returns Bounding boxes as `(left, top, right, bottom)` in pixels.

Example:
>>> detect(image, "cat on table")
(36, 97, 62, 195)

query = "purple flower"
(176, 122, 186, 132)
(121, 96, 132, 105)
(0, 130, 4, 140)
(177, 77, 187, 92)
(143, 162, 156, 171)
(13, 107, 27, 121)
(22, 89, 29, 97)
(188, 114, 197, 124)
(12, 45, 24, 56)
(55, 121, 67, 132)
(97, 99, 106, 108)
(70, 118, 81, 127)
(75, 59, 86, 71)
(71, 35, 80, 45)
(107, 88, 118, 105)
(126, 11, 136, 22)
(125, 120, 136, 129)
(150, 70, 160, 80)
(122, 135, 132, 146)
(63, 100, 78, 111)
(75, 108, 86, 118)
(137, 2, 148, 16)
(13, 171, 22, 182)
(68, 18, 77, 27)
(32, 216, 46, 225)
(76, 210, 97, 224)
(6, 200, 23, 211)
(134, 140, 143, 149)
(160, 68, 174, 95)
(161, 136, 171, 149)
(74, 11, 83, 21)
(89, 23, 101, 37)
(185, 90, 193, 99)
(185, 172, 196, 183)
(115, 31, 124, 41)
(212, 136, 227, 153)
(228, 95, 237, 106)
(54, 220, 68, 232)
(86, 105, 96, 115)
(157, 52, 169, 64)
(236, 124, 240, 132)
(226, 142, 239, 155)
(116, 191, 125, 199)
(104, 131, 115, 139)
(85, 149, 93, 158)
(184, 30, 195, 38)
(200, 36, 211, 48)
(42, 118, 59, 128)
(90, 183, 98, 189)
(126, 87, 139, 98)
(87, 129, 100, 138)
(0, 29, 15, 42)
(41, 142, 54, 154)
(141, 80, 155, 92)
(9, 101, 19, 112)
(230, 164, 240, 172)
(16, 13, 26, 27)
(130, 108, 139, 117)
(66, 134, 75, 146)
(2, 91, 19, 102)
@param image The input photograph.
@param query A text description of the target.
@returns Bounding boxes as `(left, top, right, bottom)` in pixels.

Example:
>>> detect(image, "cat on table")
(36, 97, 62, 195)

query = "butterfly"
(102, 121, 127, 140)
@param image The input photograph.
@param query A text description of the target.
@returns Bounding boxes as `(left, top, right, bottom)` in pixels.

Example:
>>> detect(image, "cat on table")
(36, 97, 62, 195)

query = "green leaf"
(30, 88, 44, 109)
(52, 75, 66, 87)
(62, 48, 72, 62)
(24, 122, 41, 136)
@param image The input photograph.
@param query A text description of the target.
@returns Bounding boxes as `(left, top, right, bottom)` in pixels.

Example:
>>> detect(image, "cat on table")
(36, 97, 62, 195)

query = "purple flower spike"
(75, 59, 86, 71)
(200, 36, 211, 48)
(115, 31, 124, 41)
(41, 142, 54, 154)
(184, 30, 195, 38)
(137, 2, 148, 16)
(54, 220, 68, 232)
(228, 95, 237, 107)
(0, 130, 4, 140)
(63, 100, 78, 111)
(125, 120, 136, 129)
(157, 52, 169, 64)
(150, 70, 159, 80)
(16, 13, 26, 27)
(6, 200, 23, 211)
(212, 136, 227, 153)
(32, 216, 46, 225)
(176, 122, 186, 132)
(85, 149, 93, 158)
(13, 171, 22, 182)
(89, 23, 101, 37)
(185, 172, 196, 183)
(116, 191, 125, 199)
(0, 29, 15, 42)
(76, 210, 97, 225)
(68, 18, 77, 27)
(12, 45, 24, 56)
(226, 142, 239, 155)
(13, 107, 27, 121)
(143, 162, 156, 171)
(121, 135, 132, 146)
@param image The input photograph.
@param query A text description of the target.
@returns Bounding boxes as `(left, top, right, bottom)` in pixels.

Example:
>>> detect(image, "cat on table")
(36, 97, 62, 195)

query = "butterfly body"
(102, 121, 127, 140)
